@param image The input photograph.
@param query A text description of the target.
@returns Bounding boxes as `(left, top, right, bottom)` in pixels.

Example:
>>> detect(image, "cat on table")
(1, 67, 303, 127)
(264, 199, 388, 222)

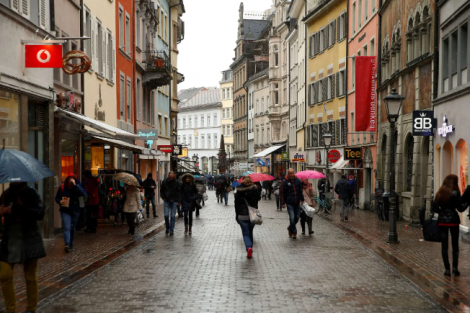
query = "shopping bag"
(274, 189, 280, 196)
(134, 209, 145, 225)
(301, 203, 316, 218)
(203, 192, 208, 201)
(244, 199, 263, 225)
(422, 214, 440, 242)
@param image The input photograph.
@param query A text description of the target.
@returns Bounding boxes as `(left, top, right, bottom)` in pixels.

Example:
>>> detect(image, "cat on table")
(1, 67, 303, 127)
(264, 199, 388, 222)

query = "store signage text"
(157, 145, 173, 153)
(138, 129, 159, 140)
(358, 32, 366, 43)
(345, 148, 362, 160)
(328, 150, 341, 163)
(172, 145, 182, 156)
(257, 158, 265, 166)
(438, 115, 454, 137)
(281, 152, 289, 160)
(412, 111, 435, 136)
(291, 153, 305, 162)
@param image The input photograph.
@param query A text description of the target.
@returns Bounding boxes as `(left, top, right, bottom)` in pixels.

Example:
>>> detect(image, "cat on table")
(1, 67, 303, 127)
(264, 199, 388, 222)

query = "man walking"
(335, 175, 352, 222)
(143, 173, 158, 218)
(160, 171, 180, 236)
(281, 168, 305, 239)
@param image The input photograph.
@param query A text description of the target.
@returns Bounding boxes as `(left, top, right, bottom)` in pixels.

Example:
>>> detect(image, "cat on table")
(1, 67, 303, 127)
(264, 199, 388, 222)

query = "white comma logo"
(37, 49, 51, 63)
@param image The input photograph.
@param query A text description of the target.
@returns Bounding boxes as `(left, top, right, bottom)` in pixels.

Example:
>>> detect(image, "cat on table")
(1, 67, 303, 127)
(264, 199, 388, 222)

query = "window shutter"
(342, 119, 347, 144)
(332, 20, 336, 46)
(322, 78, 327, 101)
(105, 33, 109, 80)
(337, 17, 341, 42)
(11, 0, 19, 12)
(82, 10, 87, 54)
(102, 27, 106, 76)
(309, 36, 312, 58)
(95, 21, 99, 73)
(21, 0, 29, 18)
(315, 32, 320, 54)
(336, 72, 340, 97)
(343, 13, 348, 40)
(324, 27, 329, 50)
(330, 75, 335, 99)
(90, 16, 95, 71)
(312, 124, 318, 147)
(112, 36, 116, 83)
(330, 121, 336, 145)
(335, 120, 340, 145)
(343, 69, 347, 96)
(39, 0, 46, 29)
(314, 81, 319, 104)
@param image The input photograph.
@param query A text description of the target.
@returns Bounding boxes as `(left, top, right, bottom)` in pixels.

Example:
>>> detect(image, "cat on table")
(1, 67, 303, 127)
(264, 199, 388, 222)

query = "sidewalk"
(318, 207, 470, 313)
(0, 204, 167, 313)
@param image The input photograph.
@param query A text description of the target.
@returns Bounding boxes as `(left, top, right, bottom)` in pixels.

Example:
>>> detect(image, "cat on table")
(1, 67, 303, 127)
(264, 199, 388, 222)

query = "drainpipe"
(303, 0, 307, 153)
(431, 2, 439, 200)
(132, 0, 137, 173)
(377, 0, 383, 187)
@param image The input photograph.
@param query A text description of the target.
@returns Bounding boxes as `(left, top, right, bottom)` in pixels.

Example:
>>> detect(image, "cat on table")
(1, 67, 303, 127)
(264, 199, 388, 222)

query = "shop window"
(406, 135, 414, 192)
(0, 89, 19, 189)
(28, 102, 46, 199)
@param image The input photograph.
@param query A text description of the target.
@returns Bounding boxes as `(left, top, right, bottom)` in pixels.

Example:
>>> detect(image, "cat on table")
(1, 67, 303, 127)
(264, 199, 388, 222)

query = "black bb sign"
(412, 110, 435, 136)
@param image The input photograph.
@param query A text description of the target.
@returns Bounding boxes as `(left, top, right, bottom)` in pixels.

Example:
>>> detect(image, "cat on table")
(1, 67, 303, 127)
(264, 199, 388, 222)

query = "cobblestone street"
(41, 193, 444, 313)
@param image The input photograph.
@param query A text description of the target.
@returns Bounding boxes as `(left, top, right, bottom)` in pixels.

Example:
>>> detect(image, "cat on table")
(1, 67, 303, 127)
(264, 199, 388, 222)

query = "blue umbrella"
(204, 174, 212, 178)
(241, 171, 254, 176)
(0, 149, 55, 184)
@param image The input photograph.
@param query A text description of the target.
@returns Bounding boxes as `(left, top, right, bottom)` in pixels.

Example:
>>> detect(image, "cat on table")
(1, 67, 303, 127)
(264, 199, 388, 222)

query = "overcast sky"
(178, 0, 274, 91)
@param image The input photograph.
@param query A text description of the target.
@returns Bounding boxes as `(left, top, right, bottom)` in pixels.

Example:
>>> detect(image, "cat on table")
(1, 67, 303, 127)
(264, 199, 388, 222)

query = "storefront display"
(84, 142, 114, 175)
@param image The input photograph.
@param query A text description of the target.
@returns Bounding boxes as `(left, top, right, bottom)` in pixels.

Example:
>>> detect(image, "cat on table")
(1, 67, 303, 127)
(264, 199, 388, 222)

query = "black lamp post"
(383, 88, 405, 243)
(323, 133, 333, 197)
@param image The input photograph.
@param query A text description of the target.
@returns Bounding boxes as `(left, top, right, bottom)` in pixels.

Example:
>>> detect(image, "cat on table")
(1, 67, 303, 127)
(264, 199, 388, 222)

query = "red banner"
(157, 145, 173, 153)
(355, 56, 376, 131)
(25, 45, 63, 68)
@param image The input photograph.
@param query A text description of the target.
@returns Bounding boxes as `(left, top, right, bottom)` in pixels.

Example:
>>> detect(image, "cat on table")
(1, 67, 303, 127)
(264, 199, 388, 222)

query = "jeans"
(339, 198, 350, 219)
(224, 191, 229, 204)
(164, 201, 178, 232)
(440, 225, 460, 270)
(146, 195, 156, 216)
(286, 204, 300, 234)
(61, 211, 80, 247)
(238, 219, 255, 251)
(0, 259, 38, 313)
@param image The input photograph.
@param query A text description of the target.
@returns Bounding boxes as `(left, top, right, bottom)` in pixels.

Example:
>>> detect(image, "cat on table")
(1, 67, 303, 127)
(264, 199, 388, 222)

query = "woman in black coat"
(181, 173, 199, 235)
(234, 176, 261, 258)
(0, 182, 46, 313)
(434, 174, 468, 276)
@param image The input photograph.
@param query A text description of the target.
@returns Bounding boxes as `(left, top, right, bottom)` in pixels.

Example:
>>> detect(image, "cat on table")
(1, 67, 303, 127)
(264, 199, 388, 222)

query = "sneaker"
(165, 229, 170, 235)
(170, 231, 174, 236)
(64, 246, 71, 253)
(287, 227, 292, 238)
(247, 247, 253, 258)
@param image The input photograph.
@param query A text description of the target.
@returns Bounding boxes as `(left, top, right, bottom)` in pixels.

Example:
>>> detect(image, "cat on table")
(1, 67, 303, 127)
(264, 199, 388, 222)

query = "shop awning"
(91, 135, 146, 153)
(330, 157, 349, 170)
(253, 144, 285, 158)
(54, 107, 138, 139)
(139, 150, 163, 159)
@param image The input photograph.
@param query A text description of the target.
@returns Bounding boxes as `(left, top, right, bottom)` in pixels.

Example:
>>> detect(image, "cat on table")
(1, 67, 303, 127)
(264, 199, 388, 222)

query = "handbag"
(274, 189, 280, 196)
(422, 213, 440, 242)
(244, 199, 263, 225)
(203, 192, 208, 201)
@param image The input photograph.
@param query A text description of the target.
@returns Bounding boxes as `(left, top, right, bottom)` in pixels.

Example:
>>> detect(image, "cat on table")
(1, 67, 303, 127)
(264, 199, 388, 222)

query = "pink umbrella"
(295, 170, 326, 180)
(238, 173, 276, 183)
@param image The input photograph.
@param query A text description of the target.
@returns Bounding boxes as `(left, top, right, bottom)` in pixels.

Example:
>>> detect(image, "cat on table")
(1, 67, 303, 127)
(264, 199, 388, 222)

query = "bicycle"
(313, 193, 335, 214)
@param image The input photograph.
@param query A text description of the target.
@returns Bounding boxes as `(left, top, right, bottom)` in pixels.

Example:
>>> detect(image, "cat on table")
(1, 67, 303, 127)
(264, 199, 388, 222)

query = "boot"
(308, 219, 314, 235)
(189, 226, 192, 235)
(185, 225, 188, 234)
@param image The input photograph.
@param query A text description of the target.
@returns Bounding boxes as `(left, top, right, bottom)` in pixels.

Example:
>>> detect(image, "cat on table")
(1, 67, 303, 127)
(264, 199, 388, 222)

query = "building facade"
(377, 0, 434, 222)
(219, 70, 234, 172)
(433, 0, 470, 232)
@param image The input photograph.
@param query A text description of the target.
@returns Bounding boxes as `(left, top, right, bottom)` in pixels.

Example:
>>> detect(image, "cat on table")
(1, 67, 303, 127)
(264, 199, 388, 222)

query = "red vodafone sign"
(328, 150, 341, 163)
(157, 145, 173, 153)
(25, 45, 63, 68)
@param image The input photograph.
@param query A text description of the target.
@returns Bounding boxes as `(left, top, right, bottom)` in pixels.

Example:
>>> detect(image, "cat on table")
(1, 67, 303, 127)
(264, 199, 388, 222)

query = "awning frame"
(253, 144, 285, 158)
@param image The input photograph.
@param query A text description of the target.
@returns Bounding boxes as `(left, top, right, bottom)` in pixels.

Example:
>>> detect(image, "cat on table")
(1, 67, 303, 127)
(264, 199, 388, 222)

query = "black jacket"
(434, 189, 467, 225)
(0, 185, 46, 263)
(335, 178, 351, 199)
(280, 176, 304, 206)
(55, 183, 87, 213)
(160, 178, 180, 203)
(235, 184, 260, 220)
(143, 178, 157, 196)
(181, 182, 199, 212)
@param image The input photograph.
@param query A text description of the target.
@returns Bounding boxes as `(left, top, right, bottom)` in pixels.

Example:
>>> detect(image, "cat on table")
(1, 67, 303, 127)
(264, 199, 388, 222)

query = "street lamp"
(383, 88, 405, 243)
(323, 132, 333, 199)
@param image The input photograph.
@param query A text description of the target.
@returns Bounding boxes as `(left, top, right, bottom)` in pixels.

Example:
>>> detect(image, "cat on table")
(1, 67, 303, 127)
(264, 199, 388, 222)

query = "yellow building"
(219, 70, 234, 169)
(304, 0, 348, 185)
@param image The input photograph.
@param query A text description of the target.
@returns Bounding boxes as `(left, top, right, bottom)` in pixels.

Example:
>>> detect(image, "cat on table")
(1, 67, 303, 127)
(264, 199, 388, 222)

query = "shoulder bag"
(244, 198, 263, 225)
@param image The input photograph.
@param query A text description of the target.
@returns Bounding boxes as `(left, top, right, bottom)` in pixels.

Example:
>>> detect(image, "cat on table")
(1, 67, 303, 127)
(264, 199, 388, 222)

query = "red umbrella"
(238, 173, 275, 183)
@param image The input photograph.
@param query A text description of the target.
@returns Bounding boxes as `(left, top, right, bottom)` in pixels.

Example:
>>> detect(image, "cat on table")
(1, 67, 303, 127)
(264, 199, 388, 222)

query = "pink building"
(347, 0, 379, 209)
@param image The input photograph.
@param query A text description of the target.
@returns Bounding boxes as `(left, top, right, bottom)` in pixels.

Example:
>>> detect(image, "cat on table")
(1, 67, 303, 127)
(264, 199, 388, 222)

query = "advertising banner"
(355, 56, 377, 131)
(138, 129, 159, 140)
(25, 45, 63, 68)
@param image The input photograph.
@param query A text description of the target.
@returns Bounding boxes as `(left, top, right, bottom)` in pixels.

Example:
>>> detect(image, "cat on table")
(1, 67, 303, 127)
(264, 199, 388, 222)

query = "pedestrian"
(123, 184, 142, 235)
(262, 180, 272, 200)
(195, 179, 207, 210)
(215, 179, 224, 203)
(349, 176, 356, 208)
(83, 170, 99, 234)
(143, 173, 158, 218)
(433, 174, 468, 276)
(281, 168, 305, 239)
(0, 182, 46, 313)
(55, 173, 87, 252)
(300, 180, 315, 235)
(160, 171, 181, 236)
(317, 177, 328, 202)
(335, 175, 352, 222)
(222, 178, 231, 205)
(272, 178, 282, 210)
(181, 174, 199, 234)
(234, 176, 261, 258)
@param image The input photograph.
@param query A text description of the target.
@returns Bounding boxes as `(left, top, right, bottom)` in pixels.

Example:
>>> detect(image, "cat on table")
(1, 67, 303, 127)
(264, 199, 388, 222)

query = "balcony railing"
(142, 50, 172, 89)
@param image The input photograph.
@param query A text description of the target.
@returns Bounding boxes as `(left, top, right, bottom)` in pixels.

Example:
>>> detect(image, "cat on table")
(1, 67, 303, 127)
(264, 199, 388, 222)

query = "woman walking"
(300, 180, 315, 235)
(181, 174, 199, 234)
(0, 182, 46, 313)
(55, 174, 87, 252)
(123, 184, 142, 235)
(272, 178, 282, 210)
(234, 176, 261, 258)
(433, 174, 468, 276)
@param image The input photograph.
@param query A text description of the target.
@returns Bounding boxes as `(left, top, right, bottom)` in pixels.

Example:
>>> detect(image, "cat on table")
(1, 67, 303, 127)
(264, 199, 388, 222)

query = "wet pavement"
(40, 194, 444, 313)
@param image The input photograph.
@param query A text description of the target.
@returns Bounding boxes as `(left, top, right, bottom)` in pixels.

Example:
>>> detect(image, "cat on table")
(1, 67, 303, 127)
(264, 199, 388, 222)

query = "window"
(329, 20, 335, 47)
(97, 21, 104, 76)
(118, 7, 124, 49)
(188, 135, 192, 147)
(372, 0, 376, 12)
(150, 91, 155, 126)
(442, 37, 449, 92)
(274, 45, 279, 67)
(318, 79, 324, 102)
(182, 118, 186, 128)
(261, 98, 264, 113)
(126, 78, 131, 122)
(358, 0, 362, 28)
(195, 136, 198, 148)
(136, 11, 141, 48)
(85, 10, 92, 55)
(189, 117, 192, 128)
(223, 125, 226, 135)
(337, 69, 346, 97)
(201, 115, 204, 127)
(406, 135, 414, 192)
(327, 75, 335, 100)
(125, 14, 130, 53)
(319, 28, 325, 51)
(201, 135, 205, 148)
(451, 31, 458, 88)
(213, 113, 217, 126)
(208, 134, 211, 148)
(120, 74, 125, 119)
(107, 32, 113, 80)
(195, 116, 198, 128)
(370, 38, 375, 56)
(363, 44, 368, 56)
(223, 109, 226, 119)
(267, 96, 270, 108)
(136, 79, 141, 121)
(207, 115, 211, 127)
(352, 57, 356, 89)
(352, 2, 356, 33)
(214, 135, 218, 148)
(158, 115, 163, 135)
(461, 23, 468, 84)
(256, 100, 259, 114)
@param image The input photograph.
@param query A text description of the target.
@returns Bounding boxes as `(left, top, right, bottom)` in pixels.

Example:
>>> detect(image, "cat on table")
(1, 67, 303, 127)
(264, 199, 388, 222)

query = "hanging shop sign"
(437, 115, 454, 137)
(281, 152, 289, 160)
(257, 158, 266, 166)
(345, 148, 362, 160)
(355, 56, 377, 132)
(239, 163, 248, 170)
(180, 147, 188, 158)
(138, 129, 159, 140)
(267, 159, 271, 167)
(328, 150, 341, 163)
(291, 153, 306, 162)
(412, 111, 436, 136)
(157, 145, 173, 153)
(62, 51, 91, 74)
(25, 45, 63, 68)
(172, 145, 182, 156)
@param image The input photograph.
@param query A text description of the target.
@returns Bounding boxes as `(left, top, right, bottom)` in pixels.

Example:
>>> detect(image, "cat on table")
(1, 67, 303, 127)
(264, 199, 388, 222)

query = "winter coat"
(83, 177, 100, 206)
(123, 186, 142, 213)
(234, 184, 260, 220)
(181, 183, 199, 212)
(55, 181, 87, 214)
(303, 188, 315, 206)
(0, 185, 46, 263)
(433, 189, 467, 225)
(143, 178, 157, 197)
(335, 178, 351, 199)
(160, 177, 181, 203)
(280, 176, 305, 206)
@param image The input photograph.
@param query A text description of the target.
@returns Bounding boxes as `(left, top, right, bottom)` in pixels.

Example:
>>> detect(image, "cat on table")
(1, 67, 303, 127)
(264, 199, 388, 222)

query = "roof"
(242, 19, 270, 40)
(178, 88, 222, 111)
(177, 87, 205, 104)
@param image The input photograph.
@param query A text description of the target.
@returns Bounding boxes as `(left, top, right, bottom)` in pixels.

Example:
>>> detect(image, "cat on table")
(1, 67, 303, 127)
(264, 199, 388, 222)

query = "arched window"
(406, 135, 414, 192)
(274, 45, 279, 67)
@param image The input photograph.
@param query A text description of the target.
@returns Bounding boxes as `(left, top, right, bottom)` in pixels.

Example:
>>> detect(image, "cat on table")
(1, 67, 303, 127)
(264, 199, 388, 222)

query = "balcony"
(142, 51, 173, 89)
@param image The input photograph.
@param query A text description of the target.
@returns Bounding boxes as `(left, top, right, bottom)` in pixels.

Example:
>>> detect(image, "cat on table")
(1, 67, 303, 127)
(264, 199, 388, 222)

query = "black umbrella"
(195, 176, 208, 182)
(0, 149, 55, 184)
